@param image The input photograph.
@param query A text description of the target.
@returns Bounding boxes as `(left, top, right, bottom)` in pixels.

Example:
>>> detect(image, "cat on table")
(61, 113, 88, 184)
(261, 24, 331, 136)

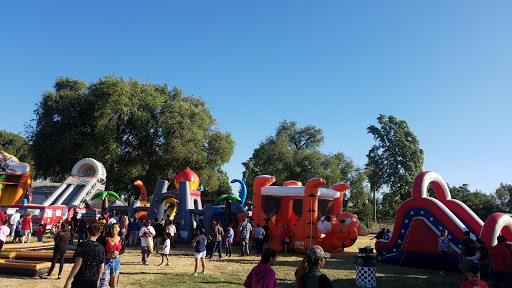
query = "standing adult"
(244, 247, 278, 288)
(21, 212, 33, 243)
(128, 218, 141, 247)
(460, 231, 477, 276)
(77, 219, 87, 245)
(118, 215, 128, 242)
(191, 227, 207, 276)
(139, 220, 155, 265)
(262, 221, 270, 244)
(295, 245, 334, 288)
(41, 223, 71, 279)
(99, 223, 125, 288)
(438, 229, 451, 276)
(9, 209, 20, 238)
(476, 238, 490, 283)
(152, 218, 165, 253)
(209, 221, 225, 259)
(240, 218, 252, 257)
(253, 223, 265, 254)
(489, 235, 512, 288)
(69, 212, 78, 245)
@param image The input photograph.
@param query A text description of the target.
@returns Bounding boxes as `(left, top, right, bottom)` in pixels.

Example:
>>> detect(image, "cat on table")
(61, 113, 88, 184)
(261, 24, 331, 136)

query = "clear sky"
(1, 1, 511, 195)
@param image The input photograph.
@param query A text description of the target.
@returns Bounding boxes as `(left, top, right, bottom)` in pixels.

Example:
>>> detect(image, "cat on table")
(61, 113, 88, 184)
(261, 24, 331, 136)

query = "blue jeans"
(255, 237, 264, 254)
(99, 257, 121, 288)
(210, 241, 223, 258)
(77, 231, 86, 245)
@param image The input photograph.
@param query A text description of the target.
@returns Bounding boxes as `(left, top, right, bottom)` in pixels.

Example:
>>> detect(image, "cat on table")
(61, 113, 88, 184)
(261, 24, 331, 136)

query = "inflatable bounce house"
(0, 151, 32, 205)
(376, 171, 512, 270)
(41, 158, 106, 208)
(130, 167, 204, 243)
(253, 175, 367, 253)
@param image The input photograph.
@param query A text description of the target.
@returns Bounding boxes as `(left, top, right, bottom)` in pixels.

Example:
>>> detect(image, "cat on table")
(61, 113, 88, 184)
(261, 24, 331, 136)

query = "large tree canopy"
(366, 114, 424, 219)
(242, 121, 371, 222)
(0, 130, 31, 163)
(28, 76, 235, 200)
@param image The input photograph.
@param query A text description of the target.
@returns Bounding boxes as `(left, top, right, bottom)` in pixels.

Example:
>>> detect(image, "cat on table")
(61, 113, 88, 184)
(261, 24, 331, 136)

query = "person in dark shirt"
(295, 245, 334, 288)
(459, 231, 477, 276)
(41, 223, 71, 279)
(64, 223, 105, 288)
(69, 212, 78, 244)
(372, 228, 386, 240)
(152, 218, 165, 253)
(77, 220, 87, 245)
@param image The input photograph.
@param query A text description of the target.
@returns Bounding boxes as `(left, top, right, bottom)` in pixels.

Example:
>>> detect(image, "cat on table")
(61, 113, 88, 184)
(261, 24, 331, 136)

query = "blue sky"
(1, 1, 511, 195)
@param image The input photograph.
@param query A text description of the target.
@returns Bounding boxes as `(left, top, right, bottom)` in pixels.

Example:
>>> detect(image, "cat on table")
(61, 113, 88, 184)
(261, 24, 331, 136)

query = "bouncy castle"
(376, 171, 512, 270)
(252, 175, 367, 253)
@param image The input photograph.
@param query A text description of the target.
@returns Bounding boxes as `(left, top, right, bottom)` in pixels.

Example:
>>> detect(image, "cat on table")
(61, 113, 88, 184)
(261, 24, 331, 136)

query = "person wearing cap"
(295, 245, 334, 288)
(489, 235, 512, 288)
(243, 247, 278, 288)
(139, 220, 155, 265)
(459, 231, 477, 277)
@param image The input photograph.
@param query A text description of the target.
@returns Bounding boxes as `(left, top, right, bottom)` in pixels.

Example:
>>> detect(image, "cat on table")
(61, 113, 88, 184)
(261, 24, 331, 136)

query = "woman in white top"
(165, 221, 176, 248)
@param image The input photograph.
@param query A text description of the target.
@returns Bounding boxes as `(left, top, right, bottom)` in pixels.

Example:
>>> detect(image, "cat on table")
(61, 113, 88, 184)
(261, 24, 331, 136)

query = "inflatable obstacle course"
(375, 171, 512, 270)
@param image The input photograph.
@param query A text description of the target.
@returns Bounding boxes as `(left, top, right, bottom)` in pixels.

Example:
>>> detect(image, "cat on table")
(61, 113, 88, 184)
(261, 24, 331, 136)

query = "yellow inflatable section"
(165, 198, 177, 220)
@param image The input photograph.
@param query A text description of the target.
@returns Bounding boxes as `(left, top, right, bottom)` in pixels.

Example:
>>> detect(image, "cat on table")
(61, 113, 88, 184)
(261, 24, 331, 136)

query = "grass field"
(0, 235, 464, 287)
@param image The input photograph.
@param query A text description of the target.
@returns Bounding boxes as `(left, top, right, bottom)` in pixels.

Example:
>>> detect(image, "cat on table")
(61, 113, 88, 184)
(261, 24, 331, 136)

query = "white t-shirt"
(166, 225, 176, 236)
(0, 225, 10, 242)
(10, 213, 20, 225)
(162, 238, 171, 254)
(253, 227, 265, 239)
(139, 226, 155, 247)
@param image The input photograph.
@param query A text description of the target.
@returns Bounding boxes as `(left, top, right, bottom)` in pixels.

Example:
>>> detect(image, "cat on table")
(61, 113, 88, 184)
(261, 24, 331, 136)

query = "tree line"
(1, 76, 509, 224)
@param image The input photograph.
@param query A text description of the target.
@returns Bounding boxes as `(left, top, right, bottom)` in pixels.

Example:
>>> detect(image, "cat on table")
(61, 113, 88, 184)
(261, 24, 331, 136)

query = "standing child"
(13, 215, 23, 243)
(0, 220, 10, 251)
(64, 223, 105, 288)
(36, 223, 45, 242)
(225, 224, 234, 258)
(21, 212, 33, 243)
(460, 266, 488, 288)
(159, 232, 171, 266)
(191, 227, 207, 276)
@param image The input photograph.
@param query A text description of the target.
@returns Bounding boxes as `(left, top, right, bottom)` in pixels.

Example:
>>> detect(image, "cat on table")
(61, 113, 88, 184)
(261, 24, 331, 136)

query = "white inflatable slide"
(42, 158, 106, 208)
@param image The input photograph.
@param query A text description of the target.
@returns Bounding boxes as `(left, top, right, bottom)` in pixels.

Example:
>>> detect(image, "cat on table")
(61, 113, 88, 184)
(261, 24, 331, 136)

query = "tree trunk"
(373, 189, 377, 223)
(224, 200, 232, 228)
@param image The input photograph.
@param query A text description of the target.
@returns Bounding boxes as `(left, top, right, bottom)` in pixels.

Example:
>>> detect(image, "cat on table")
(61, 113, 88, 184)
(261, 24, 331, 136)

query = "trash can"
(356, 247, 377, 287)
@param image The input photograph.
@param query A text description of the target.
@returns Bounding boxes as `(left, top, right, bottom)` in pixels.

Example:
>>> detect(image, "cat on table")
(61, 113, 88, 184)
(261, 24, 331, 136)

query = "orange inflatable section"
(252, 175, 364, 254)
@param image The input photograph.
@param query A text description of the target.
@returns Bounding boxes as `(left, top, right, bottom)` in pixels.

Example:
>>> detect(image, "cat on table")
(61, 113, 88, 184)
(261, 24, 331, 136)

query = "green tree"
(28, 76, 235, 199)
(242, 121, 369, 210)
(0, 130, 31, 163)
(366, 114, 424, 219)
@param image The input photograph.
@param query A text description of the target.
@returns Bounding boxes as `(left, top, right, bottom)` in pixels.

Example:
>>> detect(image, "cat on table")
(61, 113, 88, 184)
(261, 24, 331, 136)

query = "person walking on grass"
(209, 221, 225, 260)
(240, 218, 252, 257)
(139, 220, 155, 266)
(0, 220, 10, 251)
(295, 245, 334, 288)
(99, 223, 125, 288)
(40, 223, 71, 280)
(159, 232, 171, 266)
(64, 223, 105, 288)
(244, 247, 278, 288)
(165, 220, 176, 248)
(191, 227, 207, 276)
(12, 214, 23, 243)
(128, 217, 141, 247)
(225, 224, 234, 258)
(9, 209, 20, 239)
(21, 212, 32, 243)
